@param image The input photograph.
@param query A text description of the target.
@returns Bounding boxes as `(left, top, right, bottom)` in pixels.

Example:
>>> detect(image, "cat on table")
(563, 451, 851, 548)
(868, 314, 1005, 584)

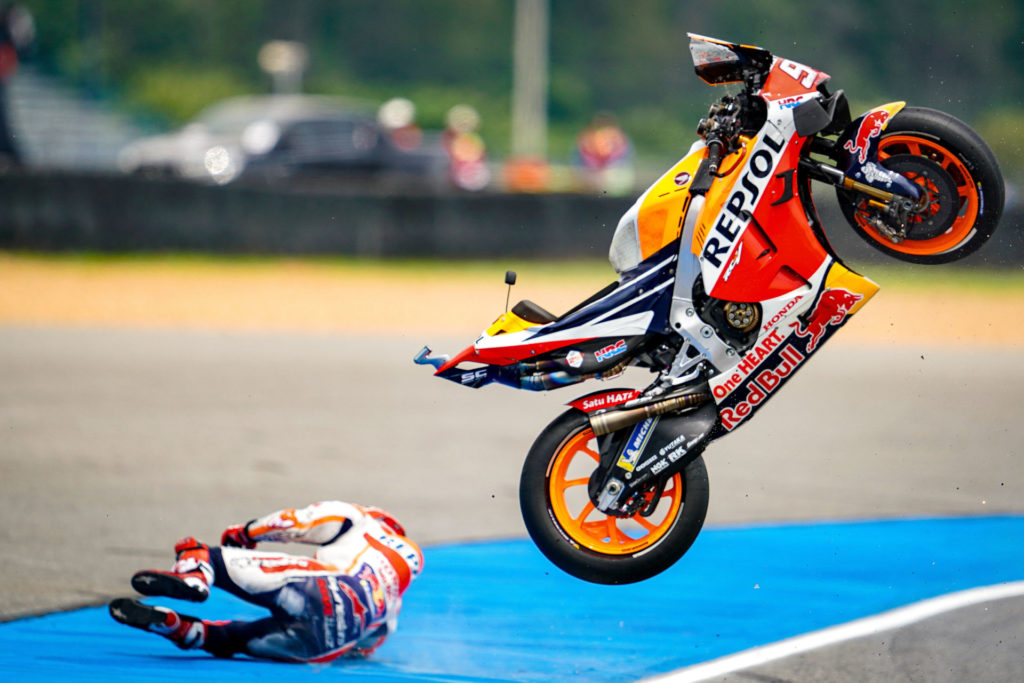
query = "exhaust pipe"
(589, 391, 712, 436)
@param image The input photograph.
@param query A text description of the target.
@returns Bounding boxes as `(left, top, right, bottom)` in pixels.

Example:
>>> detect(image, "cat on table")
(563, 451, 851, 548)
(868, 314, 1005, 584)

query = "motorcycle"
(415, 34, 1005, 584)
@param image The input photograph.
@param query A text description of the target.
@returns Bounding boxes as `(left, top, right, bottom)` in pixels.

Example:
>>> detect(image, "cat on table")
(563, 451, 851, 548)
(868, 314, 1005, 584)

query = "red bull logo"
(843, 109, 891, 164)
(719, 345, 806, 431)
(790, 288, 863, 352)
(356, 564, 387, 616)
(337, 581, 368, 627)
(316, 577, 334, 617)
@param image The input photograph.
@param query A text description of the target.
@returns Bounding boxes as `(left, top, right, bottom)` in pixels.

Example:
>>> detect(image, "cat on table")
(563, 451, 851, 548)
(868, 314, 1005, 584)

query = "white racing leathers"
(205, 501, 423, 662)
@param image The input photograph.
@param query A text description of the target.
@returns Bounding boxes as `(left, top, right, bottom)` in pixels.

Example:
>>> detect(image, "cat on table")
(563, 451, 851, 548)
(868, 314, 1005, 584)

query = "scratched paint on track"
(1, 516, 1022, 682)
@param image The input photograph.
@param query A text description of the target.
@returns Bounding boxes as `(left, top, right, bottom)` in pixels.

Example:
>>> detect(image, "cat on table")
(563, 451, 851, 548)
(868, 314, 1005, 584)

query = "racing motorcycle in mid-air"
(415, 34, 1004, 584)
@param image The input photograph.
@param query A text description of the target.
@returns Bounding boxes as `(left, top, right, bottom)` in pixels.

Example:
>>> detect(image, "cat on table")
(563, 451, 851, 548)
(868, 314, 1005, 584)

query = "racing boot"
(131, 537, 213, 603)
(109, 597, 206, 650)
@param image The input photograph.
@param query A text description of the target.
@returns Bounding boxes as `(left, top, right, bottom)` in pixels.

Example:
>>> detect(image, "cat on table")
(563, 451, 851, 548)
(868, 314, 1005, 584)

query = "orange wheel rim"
(547, 428, 683, 555)
(853, 134, 979, 256)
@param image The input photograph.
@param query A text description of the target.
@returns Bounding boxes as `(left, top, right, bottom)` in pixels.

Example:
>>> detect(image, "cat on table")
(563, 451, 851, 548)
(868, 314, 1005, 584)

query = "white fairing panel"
(608, 198, 643, 276)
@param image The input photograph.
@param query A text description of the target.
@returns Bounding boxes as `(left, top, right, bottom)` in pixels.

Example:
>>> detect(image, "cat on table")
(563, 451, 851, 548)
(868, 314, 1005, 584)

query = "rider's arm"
(228, 501, 364, 547)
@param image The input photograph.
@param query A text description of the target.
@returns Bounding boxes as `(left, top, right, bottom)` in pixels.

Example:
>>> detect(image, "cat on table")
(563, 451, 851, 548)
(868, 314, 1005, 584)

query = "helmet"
(360, 505, 406, 537)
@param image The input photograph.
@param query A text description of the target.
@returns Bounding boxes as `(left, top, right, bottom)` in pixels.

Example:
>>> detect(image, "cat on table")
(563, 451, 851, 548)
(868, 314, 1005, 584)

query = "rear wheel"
(519, 409, 709, 584)
(837, 106, 1004, 264)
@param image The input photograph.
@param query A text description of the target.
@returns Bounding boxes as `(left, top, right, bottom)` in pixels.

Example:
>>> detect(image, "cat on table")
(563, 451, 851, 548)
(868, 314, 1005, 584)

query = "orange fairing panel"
(635, 149, 704, 261)
(690, 144, 749, 257)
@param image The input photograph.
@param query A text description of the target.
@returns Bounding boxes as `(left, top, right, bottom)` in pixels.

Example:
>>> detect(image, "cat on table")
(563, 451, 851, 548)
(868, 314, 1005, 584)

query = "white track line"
(642, 580, 1024, 683)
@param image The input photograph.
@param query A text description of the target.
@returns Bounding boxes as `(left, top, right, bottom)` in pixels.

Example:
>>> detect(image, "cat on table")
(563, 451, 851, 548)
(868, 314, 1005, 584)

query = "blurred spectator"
(503, 156, 550, 193)
(377, 97, 422, 151)
(442, 104, 490, 191)
(0, 2, 33, 168)
(575, 112, 634, 195)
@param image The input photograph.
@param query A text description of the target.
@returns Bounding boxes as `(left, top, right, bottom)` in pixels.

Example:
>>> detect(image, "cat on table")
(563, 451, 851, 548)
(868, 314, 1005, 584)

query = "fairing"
(432, 243, 677, 389)
(709, 260, 877, 432)
(423, 33, 880, 437)
(609, 143, 705, 275)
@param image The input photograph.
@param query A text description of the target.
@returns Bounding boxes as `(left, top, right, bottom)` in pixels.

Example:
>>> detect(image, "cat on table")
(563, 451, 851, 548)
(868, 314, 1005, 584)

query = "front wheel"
(519, 409, 709, 584)
(837, 106, 1005, 264)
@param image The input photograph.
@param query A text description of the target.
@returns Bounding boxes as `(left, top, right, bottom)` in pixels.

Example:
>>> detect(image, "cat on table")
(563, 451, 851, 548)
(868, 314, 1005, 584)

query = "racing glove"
(220, 523, 256, 549)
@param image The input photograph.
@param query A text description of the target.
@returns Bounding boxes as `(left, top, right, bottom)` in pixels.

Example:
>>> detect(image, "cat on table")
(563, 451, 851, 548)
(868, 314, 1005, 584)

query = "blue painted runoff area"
(2, 516, 1023, 682)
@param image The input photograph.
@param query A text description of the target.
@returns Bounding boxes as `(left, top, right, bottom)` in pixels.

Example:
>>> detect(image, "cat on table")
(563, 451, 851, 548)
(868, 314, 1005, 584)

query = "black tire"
(837, 106, 1004, 264)
(519, 408, 709, 584)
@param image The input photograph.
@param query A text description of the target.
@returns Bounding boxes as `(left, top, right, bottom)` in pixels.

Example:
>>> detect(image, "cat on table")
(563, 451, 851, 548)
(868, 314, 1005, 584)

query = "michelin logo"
(617, 417, 659, 472)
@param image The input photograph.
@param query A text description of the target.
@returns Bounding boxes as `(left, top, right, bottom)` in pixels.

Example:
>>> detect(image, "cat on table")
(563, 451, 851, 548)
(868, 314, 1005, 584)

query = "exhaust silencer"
(589, 391, 712, 436)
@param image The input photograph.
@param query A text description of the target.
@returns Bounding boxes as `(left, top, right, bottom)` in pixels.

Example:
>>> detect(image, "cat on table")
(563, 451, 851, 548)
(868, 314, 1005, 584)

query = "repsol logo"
(702, 132, 786, 268)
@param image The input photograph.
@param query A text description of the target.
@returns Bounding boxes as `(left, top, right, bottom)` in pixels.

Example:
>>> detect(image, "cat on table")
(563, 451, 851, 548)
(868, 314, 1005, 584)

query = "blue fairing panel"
(534, 243, 678, 340)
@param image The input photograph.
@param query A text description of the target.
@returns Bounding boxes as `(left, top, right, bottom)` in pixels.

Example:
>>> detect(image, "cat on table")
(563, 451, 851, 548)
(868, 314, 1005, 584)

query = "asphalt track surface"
(2, 326, 1023, 681)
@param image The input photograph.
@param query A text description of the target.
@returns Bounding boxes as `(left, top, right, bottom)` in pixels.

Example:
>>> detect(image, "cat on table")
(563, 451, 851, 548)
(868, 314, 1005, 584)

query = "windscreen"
(689, 36, 744, 85)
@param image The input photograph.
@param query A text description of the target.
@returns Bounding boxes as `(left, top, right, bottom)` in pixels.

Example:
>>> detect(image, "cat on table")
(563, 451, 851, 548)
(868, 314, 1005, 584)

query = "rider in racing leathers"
(109, 501, 423, 663)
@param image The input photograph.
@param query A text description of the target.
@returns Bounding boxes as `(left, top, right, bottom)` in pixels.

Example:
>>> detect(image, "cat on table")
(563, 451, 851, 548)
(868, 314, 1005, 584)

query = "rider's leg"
(117, 545, 359, 661)
(203, 616, 326, 661)
(208, 546, 341, 610)
(130, 537, 213, 602)
(108, 597, 315, 660)
(109, 598, 207, 650)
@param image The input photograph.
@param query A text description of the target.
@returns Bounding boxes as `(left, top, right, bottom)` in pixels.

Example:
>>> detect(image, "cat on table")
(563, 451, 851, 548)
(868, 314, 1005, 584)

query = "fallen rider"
(109, 501, 422, 662)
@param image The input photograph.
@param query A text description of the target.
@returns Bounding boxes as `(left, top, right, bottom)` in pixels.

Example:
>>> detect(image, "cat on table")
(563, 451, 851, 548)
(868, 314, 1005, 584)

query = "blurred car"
(118, 95, 449, 191)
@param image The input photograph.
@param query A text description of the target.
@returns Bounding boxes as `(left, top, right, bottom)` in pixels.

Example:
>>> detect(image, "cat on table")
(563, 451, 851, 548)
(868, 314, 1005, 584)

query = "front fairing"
(669, 45, 883, 432)
(693, 128, 829, 304)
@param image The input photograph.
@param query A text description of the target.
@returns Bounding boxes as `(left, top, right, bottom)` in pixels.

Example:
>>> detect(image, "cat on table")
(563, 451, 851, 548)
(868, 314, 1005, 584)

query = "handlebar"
(705, 138, 726, 174)
(689, 137, 725, 196)
(691, 95, 740, 196)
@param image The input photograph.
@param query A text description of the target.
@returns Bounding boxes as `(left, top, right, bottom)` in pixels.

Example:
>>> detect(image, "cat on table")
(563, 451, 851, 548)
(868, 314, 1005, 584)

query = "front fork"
(587, 396, 718, 516)
(800, 149, 924, 243)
